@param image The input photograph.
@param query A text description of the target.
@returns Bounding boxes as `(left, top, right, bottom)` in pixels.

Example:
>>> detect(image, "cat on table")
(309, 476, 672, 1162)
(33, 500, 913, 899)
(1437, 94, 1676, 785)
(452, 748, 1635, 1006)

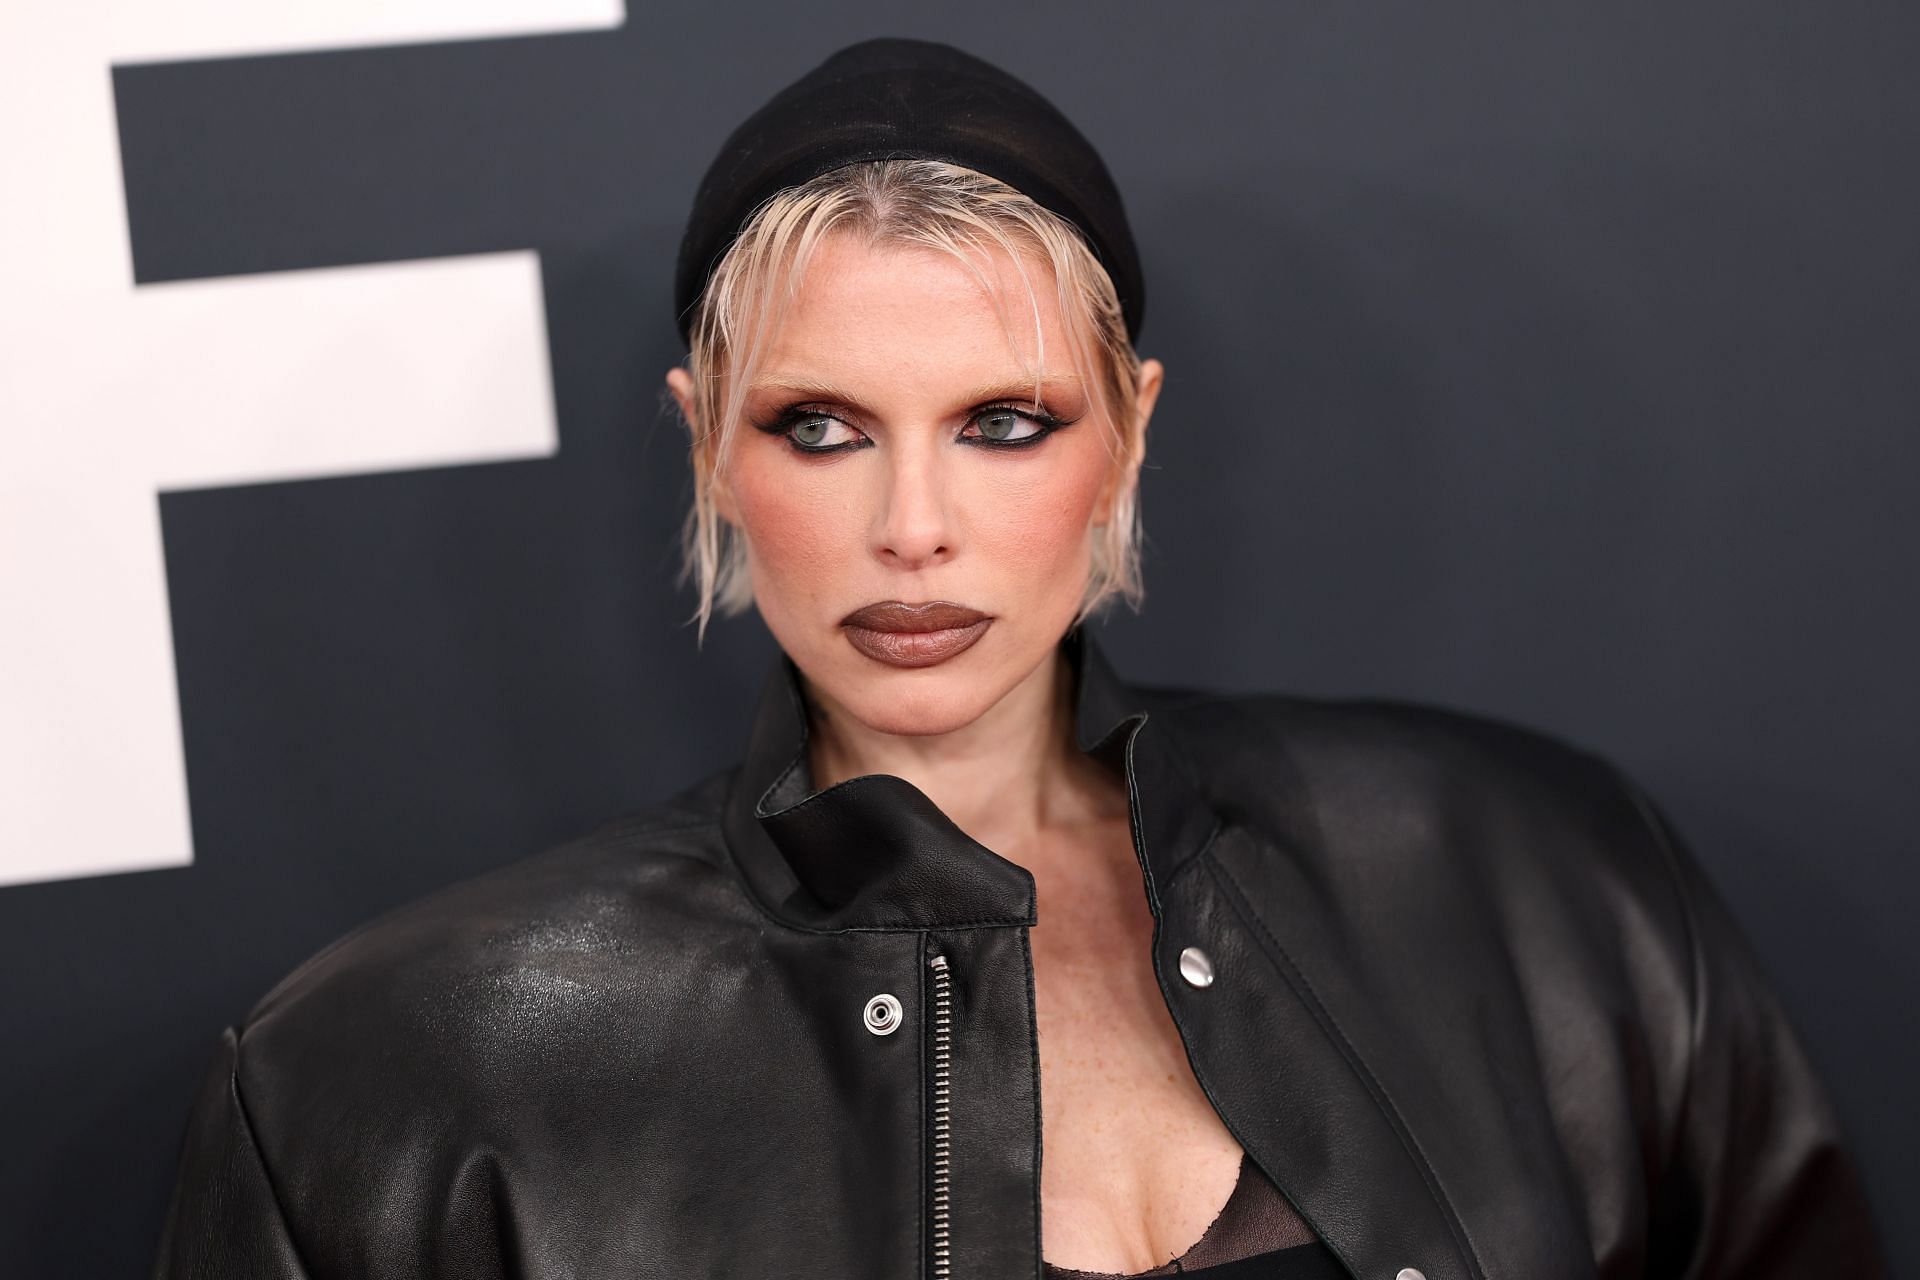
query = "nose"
(871, 434, 955, 571)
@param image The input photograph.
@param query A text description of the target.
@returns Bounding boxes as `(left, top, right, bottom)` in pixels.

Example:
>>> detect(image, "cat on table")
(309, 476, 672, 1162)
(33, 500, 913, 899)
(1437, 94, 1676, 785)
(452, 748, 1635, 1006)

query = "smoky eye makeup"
(748, 397, 1083, 457)
(748, 405, 863, 453)
(957, 402, 1076, 447)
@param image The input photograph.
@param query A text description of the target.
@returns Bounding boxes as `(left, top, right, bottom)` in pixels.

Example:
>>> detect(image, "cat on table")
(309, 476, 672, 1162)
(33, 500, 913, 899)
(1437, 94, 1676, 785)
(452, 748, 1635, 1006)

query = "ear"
(665, 365, 698, 433)
(1097, 357, 1164, 525)
(666, 365, 742, 526)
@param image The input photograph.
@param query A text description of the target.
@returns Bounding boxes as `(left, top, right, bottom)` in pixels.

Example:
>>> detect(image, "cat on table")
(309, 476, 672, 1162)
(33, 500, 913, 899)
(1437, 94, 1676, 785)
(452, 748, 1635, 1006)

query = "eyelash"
(752, 403, 1073, 456)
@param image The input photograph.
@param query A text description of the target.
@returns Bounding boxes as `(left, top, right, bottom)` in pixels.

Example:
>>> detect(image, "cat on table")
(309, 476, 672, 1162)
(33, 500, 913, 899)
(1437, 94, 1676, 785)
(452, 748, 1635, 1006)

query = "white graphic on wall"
(0, 3, 624, 889)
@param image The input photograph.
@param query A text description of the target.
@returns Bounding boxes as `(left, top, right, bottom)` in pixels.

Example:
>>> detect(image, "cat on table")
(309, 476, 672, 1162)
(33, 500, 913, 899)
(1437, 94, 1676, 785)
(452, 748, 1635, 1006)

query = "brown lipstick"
(840, 600, 993, 668)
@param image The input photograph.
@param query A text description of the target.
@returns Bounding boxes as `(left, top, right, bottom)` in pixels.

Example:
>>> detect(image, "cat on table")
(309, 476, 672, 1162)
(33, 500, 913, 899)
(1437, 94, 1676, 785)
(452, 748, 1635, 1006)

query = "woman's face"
(668, 230, 1163, 739)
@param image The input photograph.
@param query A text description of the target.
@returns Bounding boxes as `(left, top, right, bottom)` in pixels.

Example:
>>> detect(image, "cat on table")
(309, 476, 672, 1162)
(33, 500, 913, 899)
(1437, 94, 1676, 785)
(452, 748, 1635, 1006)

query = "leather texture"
(151, 627, 1889, 1279)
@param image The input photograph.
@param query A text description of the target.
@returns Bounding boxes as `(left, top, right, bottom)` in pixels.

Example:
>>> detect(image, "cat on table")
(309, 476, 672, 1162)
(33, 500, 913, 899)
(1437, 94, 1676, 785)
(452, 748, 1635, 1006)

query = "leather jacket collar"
(720, 625, 1221, 932)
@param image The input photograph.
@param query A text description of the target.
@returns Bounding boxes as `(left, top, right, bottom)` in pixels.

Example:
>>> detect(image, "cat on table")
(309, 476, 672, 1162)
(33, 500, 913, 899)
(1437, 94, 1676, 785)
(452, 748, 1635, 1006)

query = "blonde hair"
(669, 158, 1148, 646)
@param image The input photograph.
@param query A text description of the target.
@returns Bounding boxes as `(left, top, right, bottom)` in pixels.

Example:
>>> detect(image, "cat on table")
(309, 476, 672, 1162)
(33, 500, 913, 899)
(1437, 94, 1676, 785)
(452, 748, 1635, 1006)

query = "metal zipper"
(926, 951, 954, 1280)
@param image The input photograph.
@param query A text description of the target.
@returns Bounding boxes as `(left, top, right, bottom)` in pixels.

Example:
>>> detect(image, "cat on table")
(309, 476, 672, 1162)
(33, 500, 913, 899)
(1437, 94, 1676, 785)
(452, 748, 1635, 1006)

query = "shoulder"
(1151, 681, 1631, 813)
(229, 766, 752, 1100)
(1149, 684, 1704, 1074)
(1149, 683, 1683, 921)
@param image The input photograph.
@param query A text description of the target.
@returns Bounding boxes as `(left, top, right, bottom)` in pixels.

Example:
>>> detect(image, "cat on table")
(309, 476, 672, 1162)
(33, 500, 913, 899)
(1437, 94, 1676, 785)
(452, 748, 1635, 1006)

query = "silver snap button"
(862, 992, 903, 1036)
(1396, 1269, 1427, 1280)
(1178, 945, 1214, 988)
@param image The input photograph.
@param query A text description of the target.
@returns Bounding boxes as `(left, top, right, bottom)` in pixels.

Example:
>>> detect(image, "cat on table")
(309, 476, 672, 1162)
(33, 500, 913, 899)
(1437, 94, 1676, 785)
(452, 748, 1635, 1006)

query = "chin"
(827, 661, 1003, 738)
(788, 629, 1015, 735)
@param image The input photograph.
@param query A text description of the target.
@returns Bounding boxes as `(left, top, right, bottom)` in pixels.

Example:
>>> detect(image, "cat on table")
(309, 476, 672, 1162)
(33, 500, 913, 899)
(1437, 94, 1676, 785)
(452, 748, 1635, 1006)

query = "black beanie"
(672, 36, 1145, 347)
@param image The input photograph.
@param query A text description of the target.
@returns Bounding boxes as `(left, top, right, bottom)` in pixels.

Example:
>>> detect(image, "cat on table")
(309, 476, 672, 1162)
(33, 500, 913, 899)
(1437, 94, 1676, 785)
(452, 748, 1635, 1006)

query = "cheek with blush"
(975, 442, 1111, 616)
(726, 453, 862, 633)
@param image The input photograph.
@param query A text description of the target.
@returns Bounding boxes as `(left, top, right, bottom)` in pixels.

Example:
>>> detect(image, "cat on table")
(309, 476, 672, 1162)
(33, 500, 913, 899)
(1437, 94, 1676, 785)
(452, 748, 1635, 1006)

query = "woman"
(153, 37, 1886, 1280)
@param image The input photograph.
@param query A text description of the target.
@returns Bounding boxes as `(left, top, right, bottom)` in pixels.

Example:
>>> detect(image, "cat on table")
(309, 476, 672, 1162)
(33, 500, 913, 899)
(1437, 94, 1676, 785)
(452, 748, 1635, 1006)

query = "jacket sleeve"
(1615, 772, 1890, 1279)
(152, 1025, 316, 1280)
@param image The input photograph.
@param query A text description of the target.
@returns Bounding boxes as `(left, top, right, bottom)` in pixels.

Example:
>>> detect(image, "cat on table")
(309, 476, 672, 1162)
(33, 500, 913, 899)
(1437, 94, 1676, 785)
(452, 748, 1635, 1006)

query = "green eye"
(792, 416, 832, 447)
(977, 410, 1023, 442)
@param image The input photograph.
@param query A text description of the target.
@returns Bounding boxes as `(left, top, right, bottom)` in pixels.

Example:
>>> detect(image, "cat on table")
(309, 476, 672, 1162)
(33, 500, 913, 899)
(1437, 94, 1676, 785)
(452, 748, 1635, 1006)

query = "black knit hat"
(672, 36, 1145, 346)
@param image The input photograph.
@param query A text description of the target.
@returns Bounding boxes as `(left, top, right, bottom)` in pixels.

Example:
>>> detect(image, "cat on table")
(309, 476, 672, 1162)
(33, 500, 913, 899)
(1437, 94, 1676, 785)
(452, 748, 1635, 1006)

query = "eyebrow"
(747, 375, 1084, 412)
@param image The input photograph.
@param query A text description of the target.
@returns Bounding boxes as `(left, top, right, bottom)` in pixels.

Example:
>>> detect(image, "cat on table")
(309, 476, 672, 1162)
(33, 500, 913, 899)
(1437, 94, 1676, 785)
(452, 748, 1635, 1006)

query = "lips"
(840, 601, 993, 668)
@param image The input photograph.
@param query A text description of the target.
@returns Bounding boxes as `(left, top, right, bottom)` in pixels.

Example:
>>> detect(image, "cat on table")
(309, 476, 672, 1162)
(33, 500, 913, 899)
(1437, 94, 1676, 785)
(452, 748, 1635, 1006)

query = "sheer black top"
(1041, 1151, 1348, 1279)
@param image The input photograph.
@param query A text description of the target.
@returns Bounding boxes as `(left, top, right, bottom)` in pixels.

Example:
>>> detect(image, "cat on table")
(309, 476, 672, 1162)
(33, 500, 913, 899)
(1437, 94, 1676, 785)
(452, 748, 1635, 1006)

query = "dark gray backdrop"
(4, 4, 1914, 1276)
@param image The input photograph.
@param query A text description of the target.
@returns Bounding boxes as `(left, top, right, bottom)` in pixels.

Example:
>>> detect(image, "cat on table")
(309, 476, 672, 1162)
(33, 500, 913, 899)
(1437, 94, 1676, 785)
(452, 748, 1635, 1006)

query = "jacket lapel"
(1159, 809, 1484, 1280)
(1126, 696, 1484, 1280)
(1087, 654, 1482, 1280)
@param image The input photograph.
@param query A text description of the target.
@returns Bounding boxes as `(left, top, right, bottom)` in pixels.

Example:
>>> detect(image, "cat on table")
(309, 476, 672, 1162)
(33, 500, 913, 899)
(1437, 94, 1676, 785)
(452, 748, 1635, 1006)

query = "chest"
(1026, 823, 1251, 1273)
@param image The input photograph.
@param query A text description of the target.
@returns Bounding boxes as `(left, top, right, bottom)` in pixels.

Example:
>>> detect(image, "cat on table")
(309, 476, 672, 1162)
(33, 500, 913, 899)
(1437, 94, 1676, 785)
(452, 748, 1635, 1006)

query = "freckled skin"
(666, 233, 1239, 1272)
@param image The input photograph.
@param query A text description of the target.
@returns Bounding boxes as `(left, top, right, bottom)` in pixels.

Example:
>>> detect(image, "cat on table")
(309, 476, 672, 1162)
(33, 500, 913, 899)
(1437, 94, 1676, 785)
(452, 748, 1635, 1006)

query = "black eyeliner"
(754, 400, 1079, 455)
(753, 405, 870, 456)
(963, 401, 1078, 447)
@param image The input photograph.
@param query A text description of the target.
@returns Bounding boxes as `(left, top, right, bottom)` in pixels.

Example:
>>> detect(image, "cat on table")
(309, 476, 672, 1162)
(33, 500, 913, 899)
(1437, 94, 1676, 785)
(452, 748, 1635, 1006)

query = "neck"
(798, 644, 1120, 862)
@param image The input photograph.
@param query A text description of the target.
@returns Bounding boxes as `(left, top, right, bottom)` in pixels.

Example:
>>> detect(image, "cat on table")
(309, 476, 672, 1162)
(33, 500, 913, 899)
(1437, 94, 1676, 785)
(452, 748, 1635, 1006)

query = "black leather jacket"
(152, 628, 1887, 1279)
